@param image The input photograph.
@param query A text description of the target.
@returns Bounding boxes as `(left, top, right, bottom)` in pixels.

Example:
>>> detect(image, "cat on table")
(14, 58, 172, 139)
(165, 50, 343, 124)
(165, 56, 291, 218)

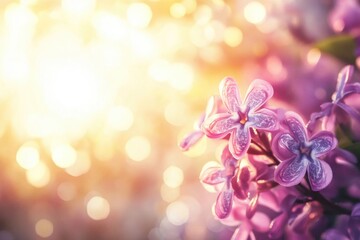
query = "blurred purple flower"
(321, 229, 349, 240)
(348, 203, 360, 239)
(203, 77, 278, 159)
(308, 65, 360, 132)
(221, 198, 271, 240)
(268, 195, 297, 239)
(179, 96, 223, 151)
(329, 0, 360, 34)
(273, 111, 337, 191)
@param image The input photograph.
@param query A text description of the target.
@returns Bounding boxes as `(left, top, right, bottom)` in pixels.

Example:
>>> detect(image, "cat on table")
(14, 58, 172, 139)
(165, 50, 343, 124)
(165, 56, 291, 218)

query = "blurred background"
(0, 0, 351, 239)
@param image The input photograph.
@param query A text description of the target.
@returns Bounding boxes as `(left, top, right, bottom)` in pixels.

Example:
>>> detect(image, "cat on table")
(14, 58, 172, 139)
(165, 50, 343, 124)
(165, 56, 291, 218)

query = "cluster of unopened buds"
(180, 66, 360, 239)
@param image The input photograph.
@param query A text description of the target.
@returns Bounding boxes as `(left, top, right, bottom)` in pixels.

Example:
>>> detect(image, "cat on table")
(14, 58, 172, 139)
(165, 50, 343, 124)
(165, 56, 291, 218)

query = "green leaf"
(315, 35, 356, 64)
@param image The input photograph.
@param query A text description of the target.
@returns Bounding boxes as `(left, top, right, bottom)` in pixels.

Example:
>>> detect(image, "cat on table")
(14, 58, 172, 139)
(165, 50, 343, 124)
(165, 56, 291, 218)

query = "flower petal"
(248, 109, 278, 131)
(349, 203, 360, 239)
(229, 126, 251, 159)
(232, 166, 251, 200)
(246, 193, 259, 219)
(343, 82, 360, 97)
(337, 102, 360, 123)
(268, 212, 289, 239)
(203, 113, 238, 138)
(200, 166, 225, 185)
(285, 111, 308, 143)
(244, 79, 274, 112)
(221, 145, 236, 166)
(215, 189, 233, 219)
(310, 131, 337, 157)
(179, 131, 204, 151)
(334, 65, 354, 101)
(272, 133, 299, 161)
(219, 77, 242, 113)
(307, 159, 333, 191)
(307, 103, 333, 133)
(204, 95, 223, 120)
(274, 157, 308, 187)
(231, 224, 254, 240)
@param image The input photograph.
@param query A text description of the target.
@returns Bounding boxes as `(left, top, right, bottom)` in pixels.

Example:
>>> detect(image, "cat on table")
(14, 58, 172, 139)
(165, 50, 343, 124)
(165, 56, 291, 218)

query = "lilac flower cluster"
(180, 66, 360, 239)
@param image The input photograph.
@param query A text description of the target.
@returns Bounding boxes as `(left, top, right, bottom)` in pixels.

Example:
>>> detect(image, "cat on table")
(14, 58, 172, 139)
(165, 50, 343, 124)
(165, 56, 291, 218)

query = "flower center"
(299, 144, 312, 157)
(239, 112, 248, 125)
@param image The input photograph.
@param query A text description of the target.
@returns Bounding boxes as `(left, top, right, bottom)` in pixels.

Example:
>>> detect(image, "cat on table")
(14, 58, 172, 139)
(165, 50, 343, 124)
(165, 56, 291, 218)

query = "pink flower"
(200, 146, 237, 219)
(203, 77, 278, 159)
(273, 112, 337, 191)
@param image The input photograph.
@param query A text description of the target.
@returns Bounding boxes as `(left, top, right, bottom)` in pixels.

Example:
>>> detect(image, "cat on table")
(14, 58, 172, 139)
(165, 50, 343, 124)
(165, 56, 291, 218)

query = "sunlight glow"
(170, 3, 186, 18)
(107, 106, 134, 131)
(62, 0, 96, 16)
(39, 60, 102, 119)
(127, 3, 152, 29)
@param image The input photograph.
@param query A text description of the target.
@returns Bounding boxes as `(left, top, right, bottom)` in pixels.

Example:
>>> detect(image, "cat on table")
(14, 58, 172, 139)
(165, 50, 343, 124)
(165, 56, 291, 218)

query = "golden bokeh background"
(0, 0, 338, 239)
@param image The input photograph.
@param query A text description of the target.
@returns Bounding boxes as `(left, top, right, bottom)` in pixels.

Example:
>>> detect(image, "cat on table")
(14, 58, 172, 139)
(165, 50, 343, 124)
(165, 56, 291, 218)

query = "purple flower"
(273, 111, 337, 191)
(221, 199, 271, 240)
(308, 65, 360, 132)
(179, 96, 223, 151)
(203, 77, 278, 159)
(200, 146, 237, 219)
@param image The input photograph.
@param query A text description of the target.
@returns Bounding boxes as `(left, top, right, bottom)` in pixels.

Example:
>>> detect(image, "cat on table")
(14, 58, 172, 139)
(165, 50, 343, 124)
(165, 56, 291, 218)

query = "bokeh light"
(26, 162, 51, 188)
(86, 196, 110, 220)
(16, 142, 40, 170)
(51, 143, 77, 169)
(224, 26, 243, 47)
(125, 136, 151, 162)
(57, 182, 77, 201)
(166, 201, 190, 226)
(35, 219, 54, 238)
(127, 3, 152, 29)
(244, 1, 266, 24)
(163, 166, 184, 188)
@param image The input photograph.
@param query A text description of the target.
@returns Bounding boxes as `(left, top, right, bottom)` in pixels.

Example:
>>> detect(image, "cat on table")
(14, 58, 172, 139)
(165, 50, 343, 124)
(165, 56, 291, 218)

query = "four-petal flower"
(273, 112, 337, 191)
(200, 146, 237, 219)
(203, 77, 278, 159)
